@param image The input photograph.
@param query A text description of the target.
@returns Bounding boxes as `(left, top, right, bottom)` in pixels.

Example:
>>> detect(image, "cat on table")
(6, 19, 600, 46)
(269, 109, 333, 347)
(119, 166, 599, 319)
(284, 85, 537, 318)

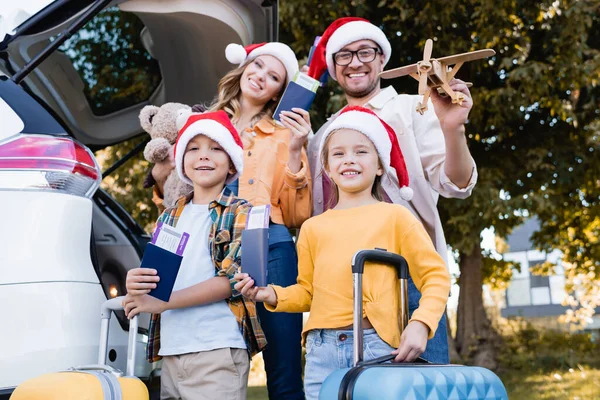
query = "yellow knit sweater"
(266, 202, 451, 348)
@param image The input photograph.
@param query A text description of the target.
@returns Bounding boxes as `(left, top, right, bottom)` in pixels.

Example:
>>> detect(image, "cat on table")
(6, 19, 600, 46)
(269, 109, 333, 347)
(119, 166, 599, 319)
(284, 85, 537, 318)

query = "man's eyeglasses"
(333, 47, 380, 66)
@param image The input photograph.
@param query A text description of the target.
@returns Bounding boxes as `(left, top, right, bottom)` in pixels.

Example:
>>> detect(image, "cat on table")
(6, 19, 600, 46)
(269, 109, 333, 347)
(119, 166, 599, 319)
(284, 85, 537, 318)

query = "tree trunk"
(456, 242, 500, 370)
(446, 311, 462, 364)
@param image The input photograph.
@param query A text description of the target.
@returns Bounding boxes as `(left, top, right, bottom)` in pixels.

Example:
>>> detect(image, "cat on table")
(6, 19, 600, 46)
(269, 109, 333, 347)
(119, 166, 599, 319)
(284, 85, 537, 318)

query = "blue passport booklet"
(143, 222, 188, 302)
(142, 243, 183, 302)
(273, 72, 320, 125)
(241, 205, 270, 288)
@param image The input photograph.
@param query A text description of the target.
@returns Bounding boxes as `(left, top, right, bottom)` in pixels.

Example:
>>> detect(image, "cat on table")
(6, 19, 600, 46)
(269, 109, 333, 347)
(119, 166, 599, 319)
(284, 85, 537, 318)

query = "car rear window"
(58, 6, 161, 116)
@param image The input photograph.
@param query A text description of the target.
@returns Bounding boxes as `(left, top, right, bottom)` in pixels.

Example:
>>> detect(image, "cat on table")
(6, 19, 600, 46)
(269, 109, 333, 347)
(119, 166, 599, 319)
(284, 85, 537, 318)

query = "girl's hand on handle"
(280, 108, 311, 153)
(391, 320, 429, 362)
(234, 273, 278, 306)
(126, 268, 160, 296)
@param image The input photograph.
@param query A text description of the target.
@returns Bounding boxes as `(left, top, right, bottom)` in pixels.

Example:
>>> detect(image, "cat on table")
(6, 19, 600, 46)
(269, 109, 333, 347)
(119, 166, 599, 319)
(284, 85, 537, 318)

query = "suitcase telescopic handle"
(99, 297, 138, 377)
(351, 249, 409, 367)
(351, 249, 409, 278)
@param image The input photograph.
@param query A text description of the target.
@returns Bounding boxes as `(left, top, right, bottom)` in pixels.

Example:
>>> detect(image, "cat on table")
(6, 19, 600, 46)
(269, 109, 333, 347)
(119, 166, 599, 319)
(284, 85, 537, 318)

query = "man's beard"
(341, 76, 380, 99)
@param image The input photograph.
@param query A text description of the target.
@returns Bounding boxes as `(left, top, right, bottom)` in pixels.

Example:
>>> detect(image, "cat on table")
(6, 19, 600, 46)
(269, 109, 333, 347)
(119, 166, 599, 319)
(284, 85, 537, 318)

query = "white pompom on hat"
(174, 110, 244, 185)
(225, 42, 299, 83)
(319, 106, 413, 201)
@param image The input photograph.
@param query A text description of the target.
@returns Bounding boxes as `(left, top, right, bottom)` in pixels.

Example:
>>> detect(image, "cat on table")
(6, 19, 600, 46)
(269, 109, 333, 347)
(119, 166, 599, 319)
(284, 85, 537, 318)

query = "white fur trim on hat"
(319, 111, 392, 173)
(175, 120, 244, 185)
(225, 43, 247, 65)
(325, 21, 392, 80)
(226, 42, 299, 83)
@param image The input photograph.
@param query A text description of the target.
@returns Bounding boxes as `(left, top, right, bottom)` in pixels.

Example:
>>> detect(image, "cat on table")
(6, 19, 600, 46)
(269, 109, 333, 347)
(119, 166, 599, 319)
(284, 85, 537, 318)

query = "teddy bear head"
(139, 102, 191, 163)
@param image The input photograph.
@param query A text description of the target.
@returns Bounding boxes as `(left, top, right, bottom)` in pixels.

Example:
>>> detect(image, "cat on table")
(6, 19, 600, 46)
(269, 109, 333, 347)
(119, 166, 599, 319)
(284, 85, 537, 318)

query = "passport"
(273, 73, 319, 125)
(241, 229, 269, 287)
(241, 205, 270, 288)
(141, 242, 183, 302)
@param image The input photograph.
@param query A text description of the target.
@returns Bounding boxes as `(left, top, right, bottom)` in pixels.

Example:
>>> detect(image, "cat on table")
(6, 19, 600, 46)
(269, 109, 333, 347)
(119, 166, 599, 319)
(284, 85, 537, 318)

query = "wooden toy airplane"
(379, 39, 495, 114)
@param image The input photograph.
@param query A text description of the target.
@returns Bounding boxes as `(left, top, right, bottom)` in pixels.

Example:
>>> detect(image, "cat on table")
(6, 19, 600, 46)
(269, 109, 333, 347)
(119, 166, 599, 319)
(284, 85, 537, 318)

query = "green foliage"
(60, 6, 161, 116)
(497, 319, 599, 372)
(95, 137, 158, 232)
(529, 260, 557, 276)
(482, 251, 519, 290)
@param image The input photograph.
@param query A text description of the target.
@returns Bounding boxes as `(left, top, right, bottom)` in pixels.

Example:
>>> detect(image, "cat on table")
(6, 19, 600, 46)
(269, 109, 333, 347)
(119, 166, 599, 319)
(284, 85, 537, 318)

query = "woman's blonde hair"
(320, 129, 386, 208)
(207, 58, 285, 129)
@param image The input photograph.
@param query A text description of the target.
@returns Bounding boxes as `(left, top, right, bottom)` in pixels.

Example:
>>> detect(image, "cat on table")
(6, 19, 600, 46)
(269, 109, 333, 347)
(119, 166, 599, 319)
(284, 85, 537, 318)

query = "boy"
(123, 110, 266, 400)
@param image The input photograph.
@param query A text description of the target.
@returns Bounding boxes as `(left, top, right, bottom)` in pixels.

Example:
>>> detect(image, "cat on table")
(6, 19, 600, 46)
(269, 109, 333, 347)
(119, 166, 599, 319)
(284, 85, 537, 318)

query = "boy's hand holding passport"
(137, 223, 189, 302)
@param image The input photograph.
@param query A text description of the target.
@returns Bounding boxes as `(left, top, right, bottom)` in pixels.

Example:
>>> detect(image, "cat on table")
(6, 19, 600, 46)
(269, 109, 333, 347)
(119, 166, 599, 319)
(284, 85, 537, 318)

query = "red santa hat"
(319, 106, 413, 201)
(225, 42, 299, 83)
(307, 17, 392, 81)
(174, 110, 244, 185)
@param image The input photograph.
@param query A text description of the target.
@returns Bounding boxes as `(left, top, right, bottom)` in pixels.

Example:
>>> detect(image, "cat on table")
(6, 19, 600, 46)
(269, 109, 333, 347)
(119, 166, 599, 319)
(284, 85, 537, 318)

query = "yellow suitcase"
(11, 298, 149, 400)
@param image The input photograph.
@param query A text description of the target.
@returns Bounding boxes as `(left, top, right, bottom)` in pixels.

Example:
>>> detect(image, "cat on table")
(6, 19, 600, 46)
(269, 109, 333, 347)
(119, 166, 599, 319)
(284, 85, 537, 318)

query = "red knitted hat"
(307, 17, 392, 81)
(174, 110, 244, 185)
(319, 105, 413, 200)
(225, 42, 299, 82)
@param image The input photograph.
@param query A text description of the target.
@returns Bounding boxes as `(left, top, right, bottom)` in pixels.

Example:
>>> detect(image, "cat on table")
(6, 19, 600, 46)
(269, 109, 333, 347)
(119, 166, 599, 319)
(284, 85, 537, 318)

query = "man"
(306, 17, 478, 363)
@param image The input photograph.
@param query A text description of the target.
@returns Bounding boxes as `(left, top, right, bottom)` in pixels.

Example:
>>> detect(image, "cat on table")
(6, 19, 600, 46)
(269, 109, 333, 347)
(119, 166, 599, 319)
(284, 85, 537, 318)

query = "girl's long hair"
(207, 58, 284, 130)
(320, 130, 386, 208)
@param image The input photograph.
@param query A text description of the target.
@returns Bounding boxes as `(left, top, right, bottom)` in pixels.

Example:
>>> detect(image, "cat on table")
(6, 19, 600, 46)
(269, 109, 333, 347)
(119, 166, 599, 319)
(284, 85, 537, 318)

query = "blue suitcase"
(319, 249, 508, 400)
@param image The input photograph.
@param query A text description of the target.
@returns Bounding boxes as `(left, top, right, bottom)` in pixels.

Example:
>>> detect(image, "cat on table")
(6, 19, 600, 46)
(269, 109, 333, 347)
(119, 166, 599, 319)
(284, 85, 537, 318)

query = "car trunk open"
(0, 0, 276, 148)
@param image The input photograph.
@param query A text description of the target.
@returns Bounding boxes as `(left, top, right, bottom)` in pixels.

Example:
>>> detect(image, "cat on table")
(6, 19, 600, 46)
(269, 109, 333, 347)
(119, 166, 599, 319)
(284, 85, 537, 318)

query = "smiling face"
(334, 39, 385, 99)
(183, 135, 235, 190)
(239, 55, 287, 106)
(324, 128, 383, 198)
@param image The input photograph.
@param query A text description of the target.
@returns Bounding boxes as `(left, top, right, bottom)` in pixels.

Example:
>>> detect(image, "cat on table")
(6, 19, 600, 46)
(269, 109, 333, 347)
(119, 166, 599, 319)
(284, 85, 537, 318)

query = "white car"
(0, 0, 275, 397)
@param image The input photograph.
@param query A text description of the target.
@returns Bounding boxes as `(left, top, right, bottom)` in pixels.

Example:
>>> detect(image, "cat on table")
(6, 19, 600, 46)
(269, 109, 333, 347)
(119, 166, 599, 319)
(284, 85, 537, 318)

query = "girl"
(210, 42, 312, 400)
(235, 106, 451, 399)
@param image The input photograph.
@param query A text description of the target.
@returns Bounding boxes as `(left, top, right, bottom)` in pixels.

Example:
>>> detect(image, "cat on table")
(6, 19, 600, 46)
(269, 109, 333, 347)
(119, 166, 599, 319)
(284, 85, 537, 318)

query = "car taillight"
(0, 134, 101, 198)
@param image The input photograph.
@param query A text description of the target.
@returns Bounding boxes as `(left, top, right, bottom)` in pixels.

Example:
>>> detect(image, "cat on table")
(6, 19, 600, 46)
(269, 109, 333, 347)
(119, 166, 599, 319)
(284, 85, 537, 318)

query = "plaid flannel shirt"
(146, 187, 267, 362)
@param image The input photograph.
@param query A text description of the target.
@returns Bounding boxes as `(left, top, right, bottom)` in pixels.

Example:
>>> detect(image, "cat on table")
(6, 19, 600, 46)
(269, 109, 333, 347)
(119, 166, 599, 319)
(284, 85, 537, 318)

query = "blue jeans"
(255, 241, 304, 400)
(303, 328, 395, 400)
(408, 275, 449, 363)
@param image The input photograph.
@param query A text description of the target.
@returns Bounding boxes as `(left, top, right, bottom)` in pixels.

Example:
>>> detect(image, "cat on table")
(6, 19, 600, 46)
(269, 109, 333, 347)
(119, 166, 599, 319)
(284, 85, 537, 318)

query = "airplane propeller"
(417, 39, 433, 94)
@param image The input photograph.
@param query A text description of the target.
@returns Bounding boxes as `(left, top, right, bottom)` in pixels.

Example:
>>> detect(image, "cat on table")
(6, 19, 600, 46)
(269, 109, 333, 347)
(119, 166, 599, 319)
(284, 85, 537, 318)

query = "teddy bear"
(139, 102, 195, 209)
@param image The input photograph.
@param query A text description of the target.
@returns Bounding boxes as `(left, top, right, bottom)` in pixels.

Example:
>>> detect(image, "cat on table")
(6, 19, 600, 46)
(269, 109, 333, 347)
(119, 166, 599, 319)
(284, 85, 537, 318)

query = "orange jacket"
(238, 117, 312, 228)
(151, 186, 166, 214)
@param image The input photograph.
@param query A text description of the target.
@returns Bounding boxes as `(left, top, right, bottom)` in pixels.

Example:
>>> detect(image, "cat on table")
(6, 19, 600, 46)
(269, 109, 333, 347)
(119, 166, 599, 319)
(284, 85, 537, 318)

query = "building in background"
(501, 218, 600, 338)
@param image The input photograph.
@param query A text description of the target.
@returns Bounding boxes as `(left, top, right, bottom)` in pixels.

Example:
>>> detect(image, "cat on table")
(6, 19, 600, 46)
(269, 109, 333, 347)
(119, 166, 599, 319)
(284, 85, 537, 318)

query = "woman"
(208, 42, 312, 400)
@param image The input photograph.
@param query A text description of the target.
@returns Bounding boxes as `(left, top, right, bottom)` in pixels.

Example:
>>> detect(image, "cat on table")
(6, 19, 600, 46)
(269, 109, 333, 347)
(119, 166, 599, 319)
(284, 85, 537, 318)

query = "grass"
(247, 386, 268, 400)
(500, 366, 600, 400)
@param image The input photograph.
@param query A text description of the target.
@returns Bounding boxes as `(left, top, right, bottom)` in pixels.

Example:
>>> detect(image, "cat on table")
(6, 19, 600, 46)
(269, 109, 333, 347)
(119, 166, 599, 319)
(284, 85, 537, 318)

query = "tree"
(95, 137, 158, 232)
(279, 0, 600, 368)
(60, 6, 161, 116)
